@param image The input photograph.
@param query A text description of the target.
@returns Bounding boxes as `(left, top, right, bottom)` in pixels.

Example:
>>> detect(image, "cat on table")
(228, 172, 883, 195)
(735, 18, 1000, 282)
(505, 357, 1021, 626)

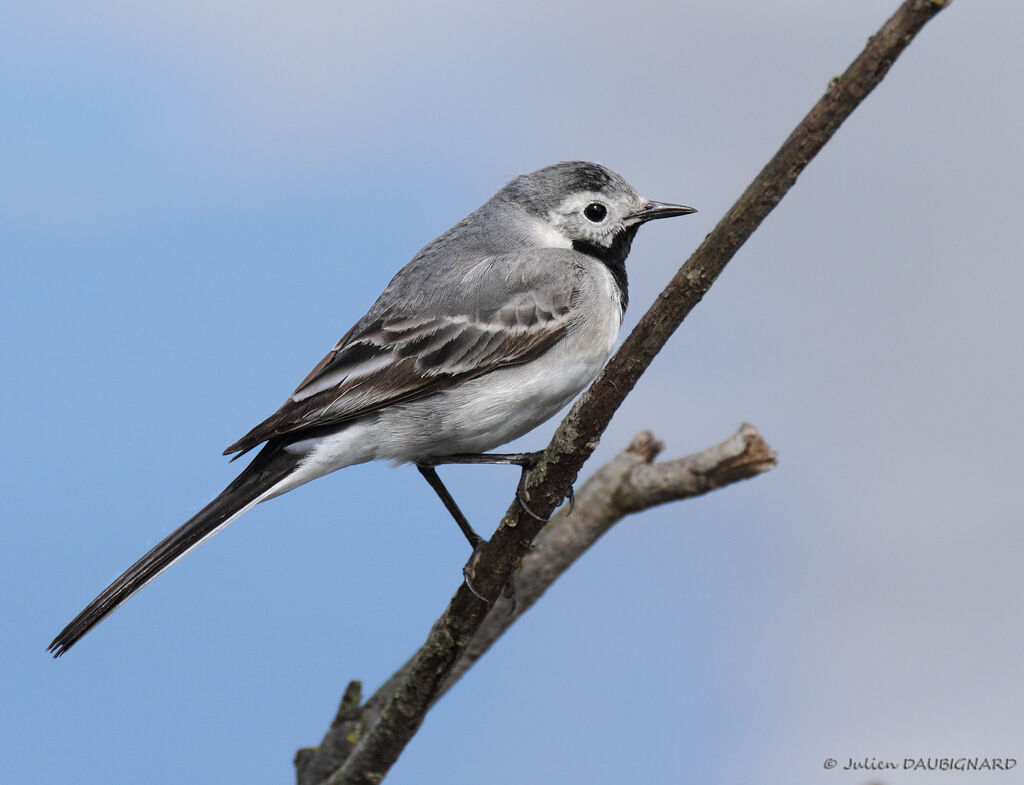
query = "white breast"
(589, 261, 624, 355)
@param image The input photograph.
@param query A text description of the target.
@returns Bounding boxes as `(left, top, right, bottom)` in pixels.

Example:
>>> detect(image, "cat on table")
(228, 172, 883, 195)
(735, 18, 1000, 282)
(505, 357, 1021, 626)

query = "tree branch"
(298, 1, 953, 782)
(295, 425, 777, 784)
(439, 424, 777, 694)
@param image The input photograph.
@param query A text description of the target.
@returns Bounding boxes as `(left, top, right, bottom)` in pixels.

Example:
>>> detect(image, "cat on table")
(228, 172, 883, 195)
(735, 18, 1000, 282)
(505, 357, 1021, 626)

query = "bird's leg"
(418, 452, 562, 608)
(415, 465, 499, 604)
(419, 451, 545, 469)
(416, 465, 484, 549)
(420, 451, 556, 523)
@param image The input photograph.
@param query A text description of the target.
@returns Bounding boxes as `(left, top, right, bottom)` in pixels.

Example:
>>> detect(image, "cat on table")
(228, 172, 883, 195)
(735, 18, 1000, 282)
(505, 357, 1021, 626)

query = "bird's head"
(498, 161, 695, 252)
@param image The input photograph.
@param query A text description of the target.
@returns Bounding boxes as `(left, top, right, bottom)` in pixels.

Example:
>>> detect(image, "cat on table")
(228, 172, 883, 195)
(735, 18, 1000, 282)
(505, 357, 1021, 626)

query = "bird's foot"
(462, 559, 495, 604)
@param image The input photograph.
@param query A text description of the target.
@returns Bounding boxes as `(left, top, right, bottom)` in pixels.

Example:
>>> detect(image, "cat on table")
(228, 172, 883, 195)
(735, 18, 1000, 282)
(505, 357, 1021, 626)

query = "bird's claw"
(516, 491, 550, 522)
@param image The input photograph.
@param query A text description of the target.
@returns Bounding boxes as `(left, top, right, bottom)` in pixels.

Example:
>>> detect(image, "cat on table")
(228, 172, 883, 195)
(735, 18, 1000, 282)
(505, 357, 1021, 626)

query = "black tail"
(48, 441, 300, 657)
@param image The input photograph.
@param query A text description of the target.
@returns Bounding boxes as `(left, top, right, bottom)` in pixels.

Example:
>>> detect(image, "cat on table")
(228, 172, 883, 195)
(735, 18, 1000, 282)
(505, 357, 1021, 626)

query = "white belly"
(380, 348, 606, 460)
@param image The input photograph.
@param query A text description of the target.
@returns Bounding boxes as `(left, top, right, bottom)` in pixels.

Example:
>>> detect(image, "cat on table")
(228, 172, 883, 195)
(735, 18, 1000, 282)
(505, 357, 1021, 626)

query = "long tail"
(48, 441, 302, 657)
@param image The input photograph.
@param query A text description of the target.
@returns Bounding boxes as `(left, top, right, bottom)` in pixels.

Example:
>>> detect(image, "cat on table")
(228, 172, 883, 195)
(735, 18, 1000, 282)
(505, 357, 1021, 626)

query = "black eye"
(583, 202, 607, 223)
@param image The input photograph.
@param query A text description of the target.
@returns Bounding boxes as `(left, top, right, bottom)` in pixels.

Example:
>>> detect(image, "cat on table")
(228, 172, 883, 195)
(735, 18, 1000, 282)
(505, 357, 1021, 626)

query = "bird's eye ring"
(583, 203, 607, 223)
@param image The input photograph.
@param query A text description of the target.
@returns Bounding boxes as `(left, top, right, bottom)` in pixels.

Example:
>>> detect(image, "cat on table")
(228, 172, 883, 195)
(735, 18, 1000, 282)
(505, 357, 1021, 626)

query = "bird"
(48, 161, 695, 656)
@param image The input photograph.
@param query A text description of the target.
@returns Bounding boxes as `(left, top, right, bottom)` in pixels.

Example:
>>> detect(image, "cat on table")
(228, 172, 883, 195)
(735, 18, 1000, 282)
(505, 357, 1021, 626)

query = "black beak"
(629, 200, 697, 224)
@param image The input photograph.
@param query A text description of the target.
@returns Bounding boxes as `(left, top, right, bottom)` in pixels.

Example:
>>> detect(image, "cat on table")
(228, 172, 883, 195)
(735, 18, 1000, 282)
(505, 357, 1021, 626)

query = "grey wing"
(223, 252, 581, 455)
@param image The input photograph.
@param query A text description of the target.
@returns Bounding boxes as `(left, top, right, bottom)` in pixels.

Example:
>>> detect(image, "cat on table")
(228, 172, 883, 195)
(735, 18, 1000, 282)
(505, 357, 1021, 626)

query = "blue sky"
(4, 2, 1022, 784)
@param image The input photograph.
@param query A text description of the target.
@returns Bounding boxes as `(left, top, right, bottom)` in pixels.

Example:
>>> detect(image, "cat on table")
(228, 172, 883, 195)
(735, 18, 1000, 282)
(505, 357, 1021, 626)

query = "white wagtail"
(49, 161, 694, 655)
